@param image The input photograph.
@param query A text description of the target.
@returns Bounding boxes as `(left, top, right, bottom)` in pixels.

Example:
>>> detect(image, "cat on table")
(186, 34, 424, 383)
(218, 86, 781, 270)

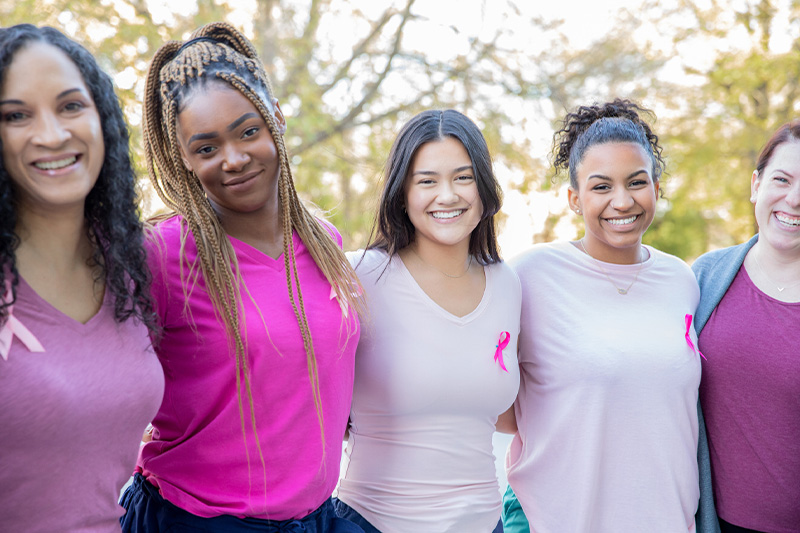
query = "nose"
(32, 111, 70, 147)
(786, 181, 800, 207)
(221, 144, 250, 172)
(436, 180, 459, 204)
(610, 187, 635, 211)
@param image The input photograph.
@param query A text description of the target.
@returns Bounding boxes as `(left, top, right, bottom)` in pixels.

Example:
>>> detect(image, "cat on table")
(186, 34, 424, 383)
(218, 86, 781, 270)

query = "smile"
(605, 215, 638, 225)
(430, 209, 465, 220)
(776, 213, 800, 227)
(33, 156, 77, 170)
(223, 171, 260, 187)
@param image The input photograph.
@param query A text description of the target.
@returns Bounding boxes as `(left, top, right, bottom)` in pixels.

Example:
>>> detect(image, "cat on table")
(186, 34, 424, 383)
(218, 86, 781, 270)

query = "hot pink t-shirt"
(699, 266, 800, 532)
(139, 216, 358, 520)
(0, 277, 163, 532)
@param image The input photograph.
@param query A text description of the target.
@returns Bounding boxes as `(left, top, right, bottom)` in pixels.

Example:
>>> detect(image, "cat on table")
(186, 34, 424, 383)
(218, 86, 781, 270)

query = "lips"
(223, 170, 260, 188)
(605, 214, 639, 226)
(430, 209, 465, 220)
(775, 212, 800, 227)
(32, 155, 79, 171)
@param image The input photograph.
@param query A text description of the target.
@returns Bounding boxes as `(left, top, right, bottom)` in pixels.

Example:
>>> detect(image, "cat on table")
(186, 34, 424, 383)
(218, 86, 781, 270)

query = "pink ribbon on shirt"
(494, 331, 510, 372)
(0, 285, 45, 361)
(684, 314, 706, 361)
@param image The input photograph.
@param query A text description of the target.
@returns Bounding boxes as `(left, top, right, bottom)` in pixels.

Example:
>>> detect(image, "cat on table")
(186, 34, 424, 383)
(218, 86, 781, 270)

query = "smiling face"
(404, 137, 484, 252)
(0, 42, 104, 215)
(176, 82, 285, 221)
(751, 140, 800, 257)
(568, 141, 659, 264)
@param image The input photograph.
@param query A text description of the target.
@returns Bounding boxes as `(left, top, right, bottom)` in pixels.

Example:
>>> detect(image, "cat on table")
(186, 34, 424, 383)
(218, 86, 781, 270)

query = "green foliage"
(3, 0, 797, 257)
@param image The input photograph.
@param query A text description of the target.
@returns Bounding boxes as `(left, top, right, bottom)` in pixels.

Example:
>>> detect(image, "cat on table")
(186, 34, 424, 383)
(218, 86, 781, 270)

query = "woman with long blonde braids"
(119, 22, 364, 532)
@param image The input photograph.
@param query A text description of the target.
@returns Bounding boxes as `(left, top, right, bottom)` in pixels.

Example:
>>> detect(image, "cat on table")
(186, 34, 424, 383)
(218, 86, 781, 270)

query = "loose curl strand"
(0, 24, 155, 332)
(552, 98, 665, 188)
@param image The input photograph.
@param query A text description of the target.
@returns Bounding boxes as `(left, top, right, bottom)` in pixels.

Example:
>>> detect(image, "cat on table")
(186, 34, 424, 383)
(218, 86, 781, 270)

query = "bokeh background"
(4, 0, 799, 259)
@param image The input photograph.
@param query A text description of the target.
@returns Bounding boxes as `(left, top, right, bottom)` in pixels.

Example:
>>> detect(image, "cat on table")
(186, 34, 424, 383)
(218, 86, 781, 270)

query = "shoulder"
(144, 215, 184, 252)
(691, 236, 757, 279)
(347, 248, 390, 277)
(486, 259, 521, 287)
(510, 241, 573, 273)
(650, 247, 693, 275)
(315, 218, 343, 248)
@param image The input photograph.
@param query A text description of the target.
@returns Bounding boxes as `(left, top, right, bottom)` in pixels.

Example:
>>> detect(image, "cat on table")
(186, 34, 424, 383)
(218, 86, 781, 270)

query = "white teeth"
(776, 213, 800, 226)
(34, 156, 77, 170)
(431, 210, 464, 219)
(607, 216, 637, 225)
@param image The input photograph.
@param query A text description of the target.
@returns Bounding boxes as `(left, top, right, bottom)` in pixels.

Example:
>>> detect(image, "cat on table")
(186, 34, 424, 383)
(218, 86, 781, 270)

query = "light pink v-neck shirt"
(337, 249, 521, 533)
(508, 241, 701, 533)
(0, 277, 163, 532)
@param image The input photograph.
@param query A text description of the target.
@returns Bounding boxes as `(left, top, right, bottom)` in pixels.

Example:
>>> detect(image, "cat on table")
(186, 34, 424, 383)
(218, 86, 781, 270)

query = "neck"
(753, 241, 800, 282)
(214, 200, 284, 257)
(580, 238, 644, 265)
(406, 239, 472, 273)
(14, 205, 93, 274)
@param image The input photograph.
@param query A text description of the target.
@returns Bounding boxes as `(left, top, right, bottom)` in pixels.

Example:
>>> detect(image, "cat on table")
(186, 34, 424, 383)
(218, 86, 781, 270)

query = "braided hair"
(553, 99, 665, 188)
(0, 24, 155, 332)
(142, 22, 363, 474)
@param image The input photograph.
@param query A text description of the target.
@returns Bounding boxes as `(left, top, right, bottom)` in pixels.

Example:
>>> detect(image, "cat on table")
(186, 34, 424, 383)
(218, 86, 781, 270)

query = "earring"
(575, 209, 582, 215)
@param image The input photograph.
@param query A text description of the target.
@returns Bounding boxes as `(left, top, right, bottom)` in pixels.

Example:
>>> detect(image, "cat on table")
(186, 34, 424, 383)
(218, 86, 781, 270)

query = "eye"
(196, 145, 216, 155)
(1, 110, 27, 123)
(629, 179, 648, 187)
(592, 184, 610, 191)
(62, 101, 86, 113)
(773, 175, 790, 183)
(242, 126, 259, 139)
(456, 175, 475, 182)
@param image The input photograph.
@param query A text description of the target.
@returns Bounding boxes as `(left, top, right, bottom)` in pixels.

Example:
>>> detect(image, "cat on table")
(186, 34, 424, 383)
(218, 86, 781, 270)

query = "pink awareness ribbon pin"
(494, 331, 510, 372)
(684, 314, 706, 361)
(1, 286, 45, 361)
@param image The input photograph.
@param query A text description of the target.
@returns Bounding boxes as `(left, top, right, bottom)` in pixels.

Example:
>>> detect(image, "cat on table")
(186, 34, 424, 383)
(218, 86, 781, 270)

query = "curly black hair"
(0, 24, 155, 331)
(553, 98, 665, 188)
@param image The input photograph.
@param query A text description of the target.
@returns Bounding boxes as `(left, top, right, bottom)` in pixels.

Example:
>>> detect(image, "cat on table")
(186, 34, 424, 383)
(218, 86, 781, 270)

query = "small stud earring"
(575, 209, 582, 215)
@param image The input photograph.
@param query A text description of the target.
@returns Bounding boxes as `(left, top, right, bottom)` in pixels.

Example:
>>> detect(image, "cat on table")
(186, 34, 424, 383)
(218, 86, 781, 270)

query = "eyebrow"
(587, 169, 648, 181)
(186, 112, 259, 145)
(772, 169, 795, 178)
(0, 87, 85, 107)
(412, 164, 474, 177)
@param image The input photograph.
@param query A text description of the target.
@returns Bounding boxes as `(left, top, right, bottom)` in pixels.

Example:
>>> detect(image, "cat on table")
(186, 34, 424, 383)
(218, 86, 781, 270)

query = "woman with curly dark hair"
(501, 100, 714, 532)
(0, 24, 163, 532)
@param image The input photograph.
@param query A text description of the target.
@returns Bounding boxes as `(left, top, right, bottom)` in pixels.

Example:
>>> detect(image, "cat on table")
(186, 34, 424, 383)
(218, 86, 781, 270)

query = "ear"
(271, 98, 286, 136)
(567, 186, 582, 215)
(654, 181, 660, 200)
(750, 169, 760, 204)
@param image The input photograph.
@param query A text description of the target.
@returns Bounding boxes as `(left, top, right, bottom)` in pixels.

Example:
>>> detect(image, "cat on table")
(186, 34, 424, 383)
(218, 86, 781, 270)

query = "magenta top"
(0, 277, 164, 532)
(138, 216, 359, 520)
(699, 266, 800, 532)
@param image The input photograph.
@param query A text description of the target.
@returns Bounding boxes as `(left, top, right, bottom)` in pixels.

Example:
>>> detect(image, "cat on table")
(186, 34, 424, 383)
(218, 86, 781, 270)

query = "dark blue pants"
(120, 473, 364, 532)
(332, 497, 503, 533)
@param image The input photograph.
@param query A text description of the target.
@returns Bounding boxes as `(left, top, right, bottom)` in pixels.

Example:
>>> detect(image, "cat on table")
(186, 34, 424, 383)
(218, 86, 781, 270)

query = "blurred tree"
(1, 0, 557, 249)
(644, 0, 800, 259)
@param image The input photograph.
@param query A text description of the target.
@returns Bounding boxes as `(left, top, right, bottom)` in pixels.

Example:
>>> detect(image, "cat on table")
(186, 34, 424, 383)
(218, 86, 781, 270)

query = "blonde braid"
(143, 23, 365, 489)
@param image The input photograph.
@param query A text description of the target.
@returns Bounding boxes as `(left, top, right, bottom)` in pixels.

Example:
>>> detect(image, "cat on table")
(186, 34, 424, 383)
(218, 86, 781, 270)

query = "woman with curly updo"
(502, 100, 714, 532)
(118, 22, 363, 532)
(0, 24, 163, 531)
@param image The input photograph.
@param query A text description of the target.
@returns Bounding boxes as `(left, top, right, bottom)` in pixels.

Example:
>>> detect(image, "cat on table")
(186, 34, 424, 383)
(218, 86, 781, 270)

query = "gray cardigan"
(691, 234, 758, 533)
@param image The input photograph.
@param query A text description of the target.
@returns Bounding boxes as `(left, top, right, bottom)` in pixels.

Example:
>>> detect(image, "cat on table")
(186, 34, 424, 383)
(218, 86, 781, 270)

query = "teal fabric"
(500, 484, 529, 533)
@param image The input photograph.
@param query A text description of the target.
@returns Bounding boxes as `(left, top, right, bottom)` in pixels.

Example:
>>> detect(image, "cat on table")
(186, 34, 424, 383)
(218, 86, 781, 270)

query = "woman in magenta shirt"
(119, 22, 363, 532)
